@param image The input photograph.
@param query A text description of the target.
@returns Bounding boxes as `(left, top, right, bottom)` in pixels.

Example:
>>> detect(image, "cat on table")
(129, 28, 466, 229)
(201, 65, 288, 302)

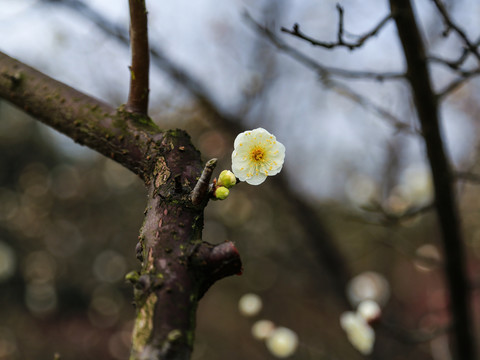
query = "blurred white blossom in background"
(265, 326, 299, 358)
(239, 294, 299, 358)
(357, 299, 381, 323)
(238, 293, 263, 317)
(340, 311, 375, 355)
(251, 319, 275, 340)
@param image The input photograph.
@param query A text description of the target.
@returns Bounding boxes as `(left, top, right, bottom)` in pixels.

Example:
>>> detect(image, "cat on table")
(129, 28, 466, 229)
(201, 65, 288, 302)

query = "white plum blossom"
(251, 319, 275, 340)
(265, 327, 299, 358)
(357, 300, 381, 323)
(232, 128, 285, 185)
(340, 311, 375, 355)
(238, 293, 263, 317)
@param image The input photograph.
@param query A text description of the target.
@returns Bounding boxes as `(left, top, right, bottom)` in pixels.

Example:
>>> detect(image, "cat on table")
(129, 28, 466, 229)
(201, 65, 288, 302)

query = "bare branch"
(428, 34, 480, 72)
(0, 51, 161, 181)
(431, 0, 480, 64)
(126, 0, 150, 115)
(281, 5, 392, 51)
(437, 67, 480, 99)
(245, 13, 416, 135)
(390, 1, 476, 359)
(429, 53, 468, 70)
(361, 200, 434, 226)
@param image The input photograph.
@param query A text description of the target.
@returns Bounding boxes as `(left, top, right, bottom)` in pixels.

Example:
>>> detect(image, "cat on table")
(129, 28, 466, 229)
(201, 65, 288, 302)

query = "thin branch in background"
(431, 0, 480, 64)
(360, 200, 434, 226)
(437, 67, 480, 99)
(247, 15, 406, 81)
(390, 1, 476, 359)
(235, 1, 285, 120)
(429, 55, 480, 76)
(281, 5, 392, 51)
(126, 0, 150, 115)
(428, 34, 480, 72)
(245, 13, 417, 135)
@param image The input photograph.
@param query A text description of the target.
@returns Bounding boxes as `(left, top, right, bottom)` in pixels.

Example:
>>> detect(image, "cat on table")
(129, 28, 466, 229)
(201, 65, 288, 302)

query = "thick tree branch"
(0, 51, 160, 181)
(0, 50, 243, 360)
(130, 185, 242, 360)
(53, 0, 354, 307)
(126, 0, 150, 115)
(190, 241, 242, 298)
(281, 5, 393, 51)
(389, 1, 476, 359)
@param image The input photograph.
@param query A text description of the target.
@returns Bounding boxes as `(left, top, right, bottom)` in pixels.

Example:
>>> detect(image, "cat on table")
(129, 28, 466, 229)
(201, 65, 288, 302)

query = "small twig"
(429, 54, 469, 71)
(429, 55, 480, 75)
(249, 12, 405, 82)
(244, 13, 416, 135)
(360, 200, 434, 226)
(126, 0, 150, 115)
(437, 67, 480, 99)
(429, 35, 480, 71)
(191, 158, 217, 205)
(336, 4, 345, 43)
(281, 6, 392, 51)
(431, 0, 480, 64)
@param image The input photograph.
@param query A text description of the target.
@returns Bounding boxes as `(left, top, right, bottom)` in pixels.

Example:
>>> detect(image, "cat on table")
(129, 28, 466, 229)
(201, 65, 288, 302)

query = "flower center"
(251, 147, 264, 162)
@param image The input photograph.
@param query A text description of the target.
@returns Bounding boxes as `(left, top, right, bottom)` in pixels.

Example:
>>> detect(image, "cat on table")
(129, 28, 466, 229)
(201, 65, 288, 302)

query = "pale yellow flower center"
(250, 147, 265, 162)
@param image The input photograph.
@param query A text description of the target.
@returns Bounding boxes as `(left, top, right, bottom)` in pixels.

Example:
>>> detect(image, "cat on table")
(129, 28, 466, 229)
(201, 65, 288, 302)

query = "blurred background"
(1, 0, 480, 359)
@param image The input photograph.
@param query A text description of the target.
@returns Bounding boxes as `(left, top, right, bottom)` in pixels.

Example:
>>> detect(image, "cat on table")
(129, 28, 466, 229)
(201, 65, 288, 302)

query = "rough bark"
(0, 51, 242, 360)
(389, 1, 476, 359)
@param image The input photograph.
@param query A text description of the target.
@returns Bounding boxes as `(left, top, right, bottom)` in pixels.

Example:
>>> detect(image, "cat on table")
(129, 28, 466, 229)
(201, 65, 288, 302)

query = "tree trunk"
(0, 51, 242, 360)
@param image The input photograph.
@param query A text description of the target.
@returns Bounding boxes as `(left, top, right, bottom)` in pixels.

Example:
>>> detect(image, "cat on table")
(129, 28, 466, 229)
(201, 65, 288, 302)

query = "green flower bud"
(214, 186, 230, 200)
(218, 170, 237, 188)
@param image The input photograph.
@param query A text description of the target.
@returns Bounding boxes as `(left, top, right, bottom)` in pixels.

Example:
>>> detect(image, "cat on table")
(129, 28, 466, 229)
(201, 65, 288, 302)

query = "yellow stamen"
(250, 147, 265, 162)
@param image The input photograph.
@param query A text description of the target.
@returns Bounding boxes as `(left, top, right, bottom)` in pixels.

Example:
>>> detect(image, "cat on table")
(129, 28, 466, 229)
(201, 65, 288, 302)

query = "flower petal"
(245, 173, 267, 185)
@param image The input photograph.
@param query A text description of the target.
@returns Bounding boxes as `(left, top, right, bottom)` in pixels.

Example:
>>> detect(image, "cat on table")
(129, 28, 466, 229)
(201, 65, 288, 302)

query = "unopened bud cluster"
(218, 170, 237, 188)
(213, 170, 237, 200)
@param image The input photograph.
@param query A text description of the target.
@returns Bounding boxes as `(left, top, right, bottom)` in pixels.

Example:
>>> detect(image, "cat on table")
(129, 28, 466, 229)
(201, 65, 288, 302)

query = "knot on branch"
(1, 71, 24, 90)
(189, 241, 242, 298)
